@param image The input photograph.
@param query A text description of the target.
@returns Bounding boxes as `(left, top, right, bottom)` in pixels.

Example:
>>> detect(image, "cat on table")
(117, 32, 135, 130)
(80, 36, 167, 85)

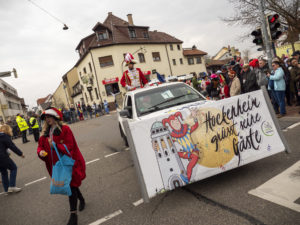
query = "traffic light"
(251, 28, 263, 45)
(268, 14, 282, 40)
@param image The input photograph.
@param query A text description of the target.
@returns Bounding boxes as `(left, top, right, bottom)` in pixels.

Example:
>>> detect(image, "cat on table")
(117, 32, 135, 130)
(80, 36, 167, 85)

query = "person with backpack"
(37, 107, 86, 225)
(0, 124, 24, 194)
(206, 74, 221, 100)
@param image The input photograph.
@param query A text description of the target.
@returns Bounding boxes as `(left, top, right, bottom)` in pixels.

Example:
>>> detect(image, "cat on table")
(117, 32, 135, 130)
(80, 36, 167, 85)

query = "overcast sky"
(0, 0, 259, 108)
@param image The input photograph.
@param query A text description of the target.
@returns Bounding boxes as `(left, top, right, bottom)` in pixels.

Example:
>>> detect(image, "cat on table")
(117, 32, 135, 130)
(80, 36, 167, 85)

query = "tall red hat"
(41, 107, 63, 121)
(123, 53, 138, 66)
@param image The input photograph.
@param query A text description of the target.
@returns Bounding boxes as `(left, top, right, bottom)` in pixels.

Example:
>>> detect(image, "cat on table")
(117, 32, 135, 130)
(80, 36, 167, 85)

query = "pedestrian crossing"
(249, 160, 300, 213)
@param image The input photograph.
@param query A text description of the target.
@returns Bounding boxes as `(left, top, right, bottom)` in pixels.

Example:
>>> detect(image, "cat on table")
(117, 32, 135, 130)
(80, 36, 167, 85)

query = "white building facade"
(0, 79, 26, 122)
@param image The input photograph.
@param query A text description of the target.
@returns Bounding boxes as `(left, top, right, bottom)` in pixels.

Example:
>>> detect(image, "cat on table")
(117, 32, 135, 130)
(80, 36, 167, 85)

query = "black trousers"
(22, 131, 28, 143)
(69, 187, 84, 211)
(32, 128, 40, 142)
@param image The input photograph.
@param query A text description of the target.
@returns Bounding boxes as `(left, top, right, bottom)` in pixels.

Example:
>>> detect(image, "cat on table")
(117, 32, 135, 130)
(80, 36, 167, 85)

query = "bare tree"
(222, 0, 300, 52)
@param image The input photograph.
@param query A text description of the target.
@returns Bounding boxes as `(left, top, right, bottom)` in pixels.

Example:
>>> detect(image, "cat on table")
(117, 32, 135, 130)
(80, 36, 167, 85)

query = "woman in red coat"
(37, 107, 86, 225)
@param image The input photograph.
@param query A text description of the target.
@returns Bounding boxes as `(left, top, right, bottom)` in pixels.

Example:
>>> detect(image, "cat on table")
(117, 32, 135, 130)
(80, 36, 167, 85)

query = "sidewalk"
(285, 105, 300, 117)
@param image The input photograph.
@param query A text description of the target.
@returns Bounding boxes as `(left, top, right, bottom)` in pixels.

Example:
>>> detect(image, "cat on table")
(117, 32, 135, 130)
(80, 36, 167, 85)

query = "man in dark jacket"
(82, 103, 87, 119)
(0, 131, 24, 193)
(29, 114, 40, 142)
(240, 64, 259, 93)
(290, 58, 300, 106)
(256, 59, 270, 88)
(87, 104, 93, 119)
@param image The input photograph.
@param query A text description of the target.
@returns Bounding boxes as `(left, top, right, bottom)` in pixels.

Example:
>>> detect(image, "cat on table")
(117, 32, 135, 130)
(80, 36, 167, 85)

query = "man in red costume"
(120, 53, 148, 91)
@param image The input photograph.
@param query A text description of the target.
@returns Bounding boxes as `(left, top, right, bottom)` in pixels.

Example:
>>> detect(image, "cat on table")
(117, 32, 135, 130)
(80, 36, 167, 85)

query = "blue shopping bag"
(50, 141, 75, 196)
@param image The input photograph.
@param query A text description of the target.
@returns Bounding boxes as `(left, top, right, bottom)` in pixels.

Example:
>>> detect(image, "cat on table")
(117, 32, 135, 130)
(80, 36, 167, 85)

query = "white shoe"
(8, 187, 22, 193)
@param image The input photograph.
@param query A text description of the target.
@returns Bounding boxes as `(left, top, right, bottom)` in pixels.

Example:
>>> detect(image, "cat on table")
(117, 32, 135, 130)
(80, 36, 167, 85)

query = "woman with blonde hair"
(228, 70, 241, 97)
(0, 124, 24, 194)
(37, 107, 86, 225)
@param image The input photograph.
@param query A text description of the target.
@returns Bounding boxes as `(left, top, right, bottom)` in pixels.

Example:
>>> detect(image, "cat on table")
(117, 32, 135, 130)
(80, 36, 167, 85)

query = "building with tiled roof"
(72, 12, 208, 107)
(36, 94, 52, 111)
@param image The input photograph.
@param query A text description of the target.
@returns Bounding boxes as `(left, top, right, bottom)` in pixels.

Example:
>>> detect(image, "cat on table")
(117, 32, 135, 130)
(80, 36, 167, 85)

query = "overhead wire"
(27, 0, 68, 28)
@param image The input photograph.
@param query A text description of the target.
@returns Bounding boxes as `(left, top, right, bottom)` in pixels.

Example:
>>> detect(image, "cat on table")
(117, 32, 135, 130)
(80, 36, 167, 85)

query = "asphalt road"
(0, 113, 299, 225)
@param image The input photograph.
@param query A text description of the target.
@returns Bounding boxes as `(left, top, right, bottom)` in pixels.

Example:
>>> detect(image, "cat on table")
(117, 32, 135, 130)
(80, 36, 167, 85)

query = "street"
(0, 113, 299, 225)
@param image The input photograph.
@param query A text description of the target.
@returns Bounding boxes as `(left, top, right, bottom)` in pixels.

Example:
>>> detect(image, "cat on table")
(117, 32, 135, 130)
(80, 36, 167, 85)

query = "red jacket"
(120, 68, 148, 88)
(37, 125, 86, 187)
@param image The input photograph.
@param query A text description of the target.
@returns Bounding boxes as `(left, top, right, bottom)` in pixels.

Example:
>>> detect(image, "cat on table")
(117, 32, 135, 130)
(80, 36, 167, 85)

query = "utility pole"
(258, 0, 273, 70)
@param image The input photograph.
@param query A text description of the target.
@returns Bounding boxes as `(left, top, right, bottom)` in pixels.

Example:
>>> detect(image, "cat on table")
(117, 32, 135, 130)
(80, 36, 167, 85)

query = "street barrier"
(124, 88, 289, 202)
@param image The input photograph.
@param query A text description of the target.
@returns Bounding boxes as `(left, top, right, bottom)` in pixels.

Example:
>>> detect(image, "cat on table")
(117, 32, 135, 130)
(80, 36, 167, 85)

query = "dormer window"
(98, 31, 108, 41)
(129, 28, 136, 38)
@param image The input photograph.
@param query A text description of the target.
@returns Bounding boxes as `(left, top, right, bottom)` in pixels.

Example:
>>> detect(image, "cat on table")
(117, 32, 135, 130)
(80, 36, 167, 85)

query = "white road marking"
(249, 160, 300, 213)
(25, 177, 47, 186)
(124, 147, 130, 151)
(0, 192, 6, 195)
(133, 198, 144, 207)
(105, 152, 120, 158)
(86, 158, 100, 165)
(282, 129, 288, 132)
(88, 210, 123, 225)
(286, 122, 300, 130)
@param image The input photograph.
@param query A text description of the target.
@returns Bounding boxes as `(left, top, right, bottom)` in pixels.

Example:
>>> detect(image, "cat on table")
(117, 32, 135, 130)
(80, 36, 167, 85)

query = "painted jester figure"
(120, 53, 148, 91)
(162, 110, 199, 184)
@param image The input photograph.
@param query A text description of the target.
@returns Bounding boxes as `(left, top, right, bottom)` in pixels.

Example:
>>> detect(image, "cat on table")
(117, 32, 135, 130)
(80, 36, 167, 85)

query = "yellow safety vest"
(29, 117, 39, 129)
(16, 116, 29, 132)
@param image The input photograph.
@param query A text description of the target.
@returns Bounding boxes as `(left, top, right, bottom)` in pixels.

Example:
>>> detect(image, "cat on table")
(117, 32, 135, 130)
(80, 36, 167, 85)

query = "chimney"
(127, 14, 134, 25)
(108, 12, 112, 15)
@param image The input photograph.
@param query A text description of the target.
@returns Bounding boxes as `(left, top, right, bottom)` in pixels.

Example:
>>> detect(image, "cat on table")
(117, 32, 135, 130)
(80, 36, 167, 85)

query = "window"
(72, 82, 82, 96)
(129, 28, 136, 38)
(99, 56, 114, 68)
(172, 59, 176, 65)
(98, 32, 108, 40)
(170, 44, 173, 51)
(126, 96, 133, 119)
(138, 53, 146, 63)
(143, 31, 149, 38)
(152, 52, 161, 62)
(88, 62, 93, 72)
(135, 83, 205, 117)
(89, 90, 93, 101)
(7, 101, 20, 110)
(180, 58, 183, 64)
(177, 44, 181, 50)
(188, 57, 194, 65)
(95, 88, 99, 100)
(83, 67, 87, 74)
(105, 83, 120, 96)
(196, 57, 202, 64)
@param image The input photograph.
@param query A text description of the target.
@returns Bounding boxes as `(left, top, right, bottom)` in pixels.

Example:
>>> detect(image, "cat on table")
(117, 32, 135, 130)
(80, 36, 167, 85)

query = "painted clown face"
(170, 117, 181, 131)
